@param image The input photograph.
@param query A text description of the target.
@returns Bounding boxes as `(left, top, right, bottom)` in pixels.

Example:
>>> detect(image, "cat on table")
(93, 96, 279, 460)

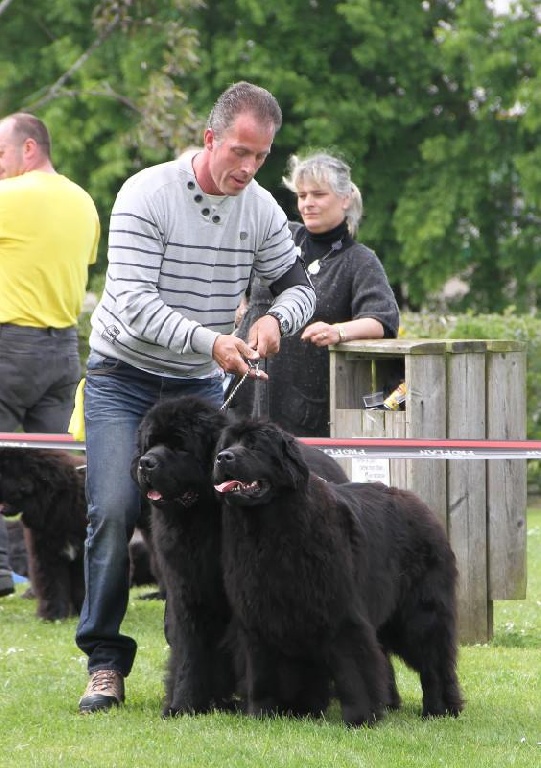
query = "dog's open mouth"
(214, 479, 270, 499)
(145, 488, 199, 508)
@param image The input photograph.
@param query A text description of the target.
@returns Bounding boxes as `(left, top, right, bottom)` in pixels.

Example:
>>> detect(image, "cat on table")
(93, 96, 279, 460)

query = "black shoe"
(79, 669, 125, 713)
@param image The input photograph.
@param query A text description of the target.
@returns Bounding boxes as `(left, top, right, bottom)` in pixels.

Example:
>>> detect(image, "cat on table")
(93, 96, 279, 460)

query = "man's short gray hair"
(207, 81, 282, 140)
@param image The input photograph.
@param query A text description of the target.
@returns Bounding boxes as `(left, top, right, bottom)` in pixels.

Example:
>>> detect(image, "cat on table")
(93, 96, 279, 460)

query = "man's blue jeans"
(75, 351, 223, 677)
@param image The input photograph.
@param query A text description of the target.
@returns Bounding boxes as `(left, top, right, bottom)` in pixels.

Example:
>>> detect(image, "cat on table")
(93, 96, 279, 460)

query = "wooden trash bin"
(329, 338, 527, 644)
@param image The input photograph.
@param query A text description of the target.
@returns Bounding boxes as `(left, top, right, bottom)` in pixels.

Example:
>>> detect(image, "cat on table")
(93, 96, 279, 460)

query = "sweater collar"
(301, 219, 353, 263)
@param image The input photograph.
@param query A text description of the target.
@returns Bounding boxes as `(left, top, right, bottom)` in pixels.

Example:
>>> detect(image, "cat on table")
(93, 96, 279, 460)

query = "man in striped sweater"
(76, 81, 316, 713)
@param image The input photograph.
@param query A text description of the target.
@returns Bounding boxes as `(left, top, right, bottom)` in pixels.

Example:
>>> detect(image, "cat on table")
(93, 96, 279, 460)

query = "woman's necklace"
(306, 239, 343, 275)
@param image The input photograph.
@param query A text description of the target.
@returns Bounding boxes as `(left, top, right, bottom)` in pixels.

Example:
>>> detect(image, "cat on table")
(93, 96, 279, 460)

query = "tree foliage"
(0, 0, 539, 310)
(0, 0, 204, 273)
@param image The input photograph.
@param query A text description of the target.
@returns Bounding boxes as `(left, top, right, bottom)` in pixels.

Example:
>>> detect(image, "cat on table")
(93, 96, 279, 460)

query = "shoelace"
(89, 670, 119, 692)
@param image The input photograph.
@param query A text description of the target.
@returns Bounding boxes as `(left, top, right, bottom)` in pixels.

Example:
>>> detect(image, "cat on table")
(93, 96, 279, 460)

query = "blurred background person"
(234, 150, 399, 436)
(0, 112, 100, 598)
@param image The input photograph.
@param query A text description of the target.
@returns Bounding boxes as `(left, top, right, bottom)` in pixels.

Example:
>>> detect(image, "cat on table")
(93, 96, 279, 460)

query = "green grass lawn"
(1, 511, 540, 768)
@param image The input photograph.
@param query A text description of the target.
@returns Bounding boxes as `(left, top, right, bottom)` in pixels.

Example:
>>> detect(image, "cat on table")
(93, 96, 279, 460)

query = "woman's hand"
(302, 317, 384, 346)
(301, 322, 341, 347)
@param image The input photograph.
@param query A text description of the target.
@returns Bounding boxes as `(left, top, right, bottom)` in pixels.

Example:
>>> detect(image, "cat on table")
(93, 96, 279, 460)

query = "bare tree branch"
(22, 18, 121, 112)
(54, 86, 141, 114)
(0, 0, 16, 18)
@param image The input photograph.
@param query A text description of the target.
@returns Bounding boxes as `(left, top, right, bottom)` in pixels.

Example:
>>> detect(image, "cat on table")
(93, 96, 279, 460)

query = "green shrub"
(77, 311, 92, 368)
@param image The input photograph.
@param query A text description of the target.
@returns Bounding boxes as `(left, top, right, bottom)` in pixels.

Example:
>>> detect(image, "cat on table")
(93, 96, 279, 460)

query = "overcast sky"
(491, 0, 511, 11)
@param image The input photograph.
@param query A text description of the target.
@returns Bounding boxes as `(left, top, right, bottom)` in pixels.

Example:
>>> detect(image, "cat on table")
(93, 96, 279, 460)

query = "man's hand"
(212, 334, 268, 380)
(246, 314, 282, 357)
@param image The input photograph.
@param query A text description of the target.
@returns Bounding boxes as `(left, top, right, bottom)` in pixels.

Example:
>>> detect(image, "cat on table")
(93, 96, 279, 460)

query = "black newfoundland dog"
(213, 418, 464, 726)
(132, 395, 348, 717)
(0, 448, 157, 619)
(0, 448, 87, 620)
(133, 395, 235, 717)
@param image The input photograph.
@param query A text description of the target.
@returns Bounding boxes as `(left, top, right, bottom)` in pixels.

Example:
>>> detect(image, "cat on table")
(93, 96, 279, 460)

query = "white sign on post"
(351, 457, 390, 486)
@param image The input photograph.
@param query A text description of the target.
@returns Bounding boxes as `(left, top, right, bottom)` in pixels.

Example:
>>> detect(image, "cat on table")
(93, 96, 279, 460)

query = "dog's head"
(0, 449, 39, 517)
(132, 395, 228, 509)
(0, 477, 34, 521)
(212, 418, 310, 507)
(0, 448, 85, 528)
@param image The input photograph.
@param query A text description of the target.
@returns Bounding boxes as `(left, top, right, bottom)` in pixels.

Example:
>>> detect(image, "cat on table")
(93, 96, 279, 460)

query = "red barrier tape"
(1, 433, 540, 459)
(0, 433, 85, 451)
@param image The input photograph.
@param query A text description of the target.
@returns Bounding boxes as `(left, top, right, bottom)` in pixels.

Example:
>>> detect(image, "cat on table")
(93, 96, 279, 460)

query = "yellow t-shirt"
(0, 171, 99, 327)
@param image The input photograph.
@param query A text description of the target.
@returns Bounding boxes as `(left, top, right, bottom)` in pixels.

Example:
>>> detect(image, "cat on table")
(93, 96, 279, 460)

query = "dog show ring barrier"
(328, 337, 528, 644)
(0, 336, 530, 644)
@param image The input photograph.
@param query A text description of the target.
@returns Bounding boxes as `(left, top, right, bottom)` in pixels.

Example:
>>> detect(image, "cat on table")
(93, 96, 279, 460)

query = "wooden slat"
(486, 349, 527, 599)
(405, 352, 447, 526)
(446, 347, 489, 643)
(389, 412, 407, 488)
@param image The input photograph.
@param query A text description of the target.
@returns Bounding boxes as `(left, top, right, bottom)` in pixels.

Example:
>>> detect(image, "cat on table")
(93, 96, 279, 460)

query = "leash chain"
(220, 360, 260, 411)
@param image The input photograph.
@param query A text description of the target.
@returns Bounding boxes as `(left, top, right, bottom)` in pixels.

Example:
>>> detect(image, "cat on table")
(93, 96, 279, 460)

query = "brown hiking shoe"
(79, 669, 125, 713)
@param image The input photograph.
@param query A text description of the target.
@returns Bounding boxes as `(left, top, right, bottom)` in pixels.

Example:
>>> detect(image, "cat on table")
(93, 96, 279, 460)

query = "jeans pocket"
(86, 351, 121, 375)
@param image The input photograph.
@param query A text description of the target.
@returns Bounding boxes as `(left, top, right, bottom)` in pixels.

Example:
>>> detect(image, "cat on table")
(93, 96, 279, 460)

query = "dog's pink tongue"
(214, 480, 239, 494)
(147, 490, 163, 501)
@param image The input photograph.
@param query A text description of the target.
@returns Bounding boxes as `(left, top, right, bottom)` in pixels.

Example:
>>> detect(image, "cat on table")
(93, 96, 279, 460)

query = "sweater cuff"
(191, 325, 220, 356)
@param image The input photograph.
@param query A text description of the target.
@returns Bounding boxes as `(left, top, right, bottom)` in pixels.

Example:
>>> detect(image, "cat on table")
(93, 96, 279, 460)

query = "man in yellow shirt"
(0, 112, 99, 597)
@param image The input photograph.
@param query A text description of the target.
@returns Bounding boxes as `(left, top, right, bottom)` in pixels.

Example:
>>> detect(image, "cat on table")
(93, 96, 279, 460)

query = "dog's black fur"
(213, 418, 464, 726)
(0, 448, 87, 620)
(133, 395, 234, 717)
(5, 517, 29, 578)
(0, 449, 160, 619)
(132, 394, 348, 717)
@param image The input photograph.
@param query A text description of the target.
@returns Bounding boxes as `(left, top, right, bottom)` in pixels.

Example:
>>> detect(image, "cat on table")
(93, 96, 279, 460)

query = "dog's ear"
(281, 432, 310, 487)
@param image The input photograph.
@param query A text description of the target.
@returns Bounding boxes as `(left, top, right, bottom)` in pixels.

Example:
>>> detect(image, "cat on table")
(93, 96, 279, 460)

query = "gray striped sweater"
(89, 152, 316, 377)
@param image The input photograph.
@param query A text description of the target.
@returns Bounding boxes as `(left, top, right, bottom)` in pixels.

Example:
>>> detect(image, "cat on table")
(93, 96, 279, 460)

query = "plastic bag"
(68, 377, 86, 441)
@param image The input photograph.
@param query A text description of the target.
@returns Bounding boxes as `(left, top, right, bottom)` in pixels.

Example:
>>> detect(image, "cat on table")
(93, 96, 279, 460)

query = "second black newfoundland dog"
(0, 448, 160, 619)
(132, 395, 348, 717)
(0, 448, 87, 620)
(213, 418, 464, 726)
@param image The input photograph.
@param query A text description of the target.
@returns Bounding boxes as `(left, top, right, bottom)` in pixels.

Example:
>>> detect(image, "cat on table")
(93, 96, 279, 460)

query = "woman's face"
(296, 179, 350, 234)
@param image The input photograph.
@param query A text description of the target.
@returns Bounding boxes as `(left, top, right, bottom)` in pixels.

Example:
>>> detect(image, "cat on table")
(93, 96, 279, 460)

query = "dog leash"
(252, 358, 269, 419)
(220, 359, 262, 411)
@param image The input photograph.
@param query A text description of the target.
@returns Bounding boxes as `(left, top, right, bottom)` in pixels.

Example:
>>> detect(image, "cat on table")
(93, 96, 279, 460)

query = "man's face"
(205, 112, 275, 196)
(0, 119, 25, 180)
